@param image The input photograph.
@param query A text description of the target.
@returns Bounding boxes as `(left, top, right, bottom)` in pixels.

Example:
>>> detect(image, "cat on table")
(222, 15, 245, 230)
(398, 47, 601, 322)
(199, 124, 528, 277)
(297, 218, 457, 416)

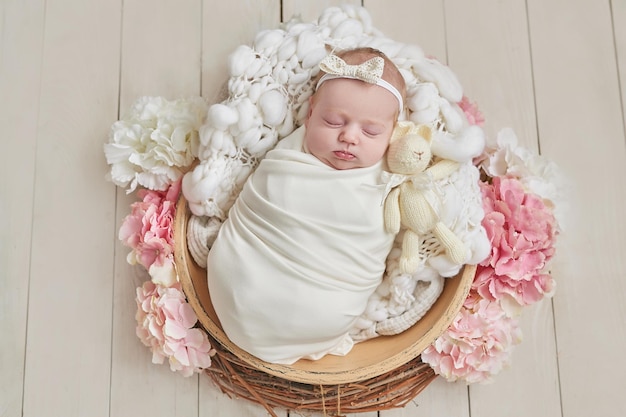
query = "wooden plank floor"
(2, 0, 625, 416)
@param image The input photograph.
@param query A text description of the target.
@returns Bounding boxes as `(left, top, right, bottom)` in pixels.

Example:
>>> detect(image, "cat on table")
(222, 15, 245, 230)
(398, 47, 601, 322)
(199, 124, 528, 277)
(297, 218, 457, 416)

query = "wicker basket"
(173, 195, 475, 415)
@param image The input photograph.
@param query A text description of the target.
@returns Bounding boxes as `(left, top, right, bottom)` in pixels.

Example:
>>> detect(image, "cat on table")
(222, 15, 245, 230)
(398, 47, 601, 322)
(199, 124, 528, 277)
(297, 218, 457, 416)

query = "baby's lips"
(334, 150, 356, 160)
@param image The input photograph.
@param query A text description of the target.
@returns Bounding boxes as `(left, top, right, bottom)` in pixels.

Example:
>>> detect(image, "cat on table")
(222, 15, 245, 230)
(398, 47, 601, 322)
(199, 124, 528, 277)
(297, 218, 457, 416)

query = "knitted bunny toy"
(384, 121, 470, 274)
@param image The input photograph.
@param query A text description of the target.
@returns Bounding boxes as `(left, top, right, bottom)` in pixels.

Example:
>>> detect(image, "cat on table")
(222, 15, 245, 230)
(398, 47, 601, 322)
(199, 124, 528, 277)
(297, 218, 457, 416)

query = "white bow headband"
(316, 54, 404, 111)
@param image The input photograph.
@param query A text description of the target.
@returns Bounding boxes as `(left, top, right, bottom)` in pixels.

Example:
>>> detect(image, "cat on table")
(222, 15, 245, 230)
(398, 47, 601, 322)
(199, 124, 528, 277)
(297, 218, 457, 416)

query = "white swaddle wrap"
(207, 126, 395, 364)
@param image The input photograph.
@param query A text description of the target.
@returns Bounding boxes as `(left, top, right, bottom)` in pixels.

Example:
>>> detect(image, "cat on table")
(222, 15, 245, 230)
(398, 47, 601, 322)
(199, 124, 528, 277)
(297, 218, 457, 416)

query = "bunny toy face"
(386, 133, 432, 175)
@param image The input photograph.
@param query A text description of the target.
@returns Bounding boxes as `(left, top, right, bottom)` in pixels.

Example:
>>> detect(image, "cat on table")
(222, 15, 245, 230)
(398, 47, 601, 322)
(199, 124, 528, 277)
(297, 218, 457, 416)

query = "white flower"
(481, 128, 569, 227)
(104, 96, 208, 193)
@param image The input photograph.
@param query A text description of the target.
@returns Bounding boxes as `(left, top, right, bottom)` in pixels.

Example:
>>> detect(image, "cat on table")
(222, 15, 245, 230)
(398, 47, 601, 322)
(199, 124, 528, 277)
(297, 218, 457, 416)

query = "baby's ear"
(417, 124, 432, 142)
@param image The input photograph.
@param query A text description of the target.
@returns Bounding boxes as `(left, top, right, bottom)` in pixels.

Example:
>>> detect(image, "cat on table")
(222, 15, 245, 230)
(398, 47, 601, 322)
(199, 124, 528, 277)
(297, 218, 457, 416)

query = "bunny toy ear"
(416, 124, 432, 141)
(390, 121, 432, 143)
(390, 121, 416, 142)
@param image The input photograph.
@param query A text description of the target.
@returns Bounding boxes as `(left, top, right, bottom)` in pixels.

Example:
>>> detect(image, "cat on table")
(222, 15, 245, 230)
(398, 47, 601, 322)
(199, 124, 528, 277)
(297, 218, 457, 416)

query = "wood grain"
(528, 1, 626, 416)
(0, 1, 45, 415)
(19, 1, 121, 415)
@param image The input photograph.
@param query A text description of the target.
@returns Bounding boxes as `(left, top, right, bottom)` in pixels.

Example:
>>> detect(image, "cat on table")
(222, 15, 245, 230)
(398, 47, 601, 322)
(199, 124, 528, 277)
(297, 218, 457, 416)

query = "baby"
(207, 47, 407, 364)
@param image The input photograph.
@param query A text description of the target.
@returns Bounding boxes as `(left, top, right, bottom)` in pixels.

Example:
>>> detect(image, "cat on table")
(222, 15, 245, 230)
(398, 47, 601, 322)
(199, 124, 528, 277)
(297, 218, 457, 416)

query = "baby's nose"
(340, 125, 360, 144)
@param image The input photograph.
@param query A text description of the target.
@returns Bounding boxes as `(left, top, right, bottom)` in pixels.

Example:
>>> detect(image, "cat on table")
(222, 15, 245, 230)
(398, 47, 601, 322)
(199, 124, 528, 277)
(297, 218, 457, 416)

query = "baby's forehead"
(315, 79, 398, 114)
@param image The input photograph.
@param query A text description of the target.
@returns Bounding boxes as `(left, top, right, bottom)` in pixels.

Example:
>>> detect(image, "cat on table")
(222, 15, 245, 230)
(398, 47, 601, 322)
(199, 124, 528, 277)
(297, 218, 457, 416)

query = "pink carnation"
(458, 96, 485, 126)
(135, 280, 215, 376)
(477, 177, 557, 306)
(119, 180, 181, 272)
(422, 290, 522, 383)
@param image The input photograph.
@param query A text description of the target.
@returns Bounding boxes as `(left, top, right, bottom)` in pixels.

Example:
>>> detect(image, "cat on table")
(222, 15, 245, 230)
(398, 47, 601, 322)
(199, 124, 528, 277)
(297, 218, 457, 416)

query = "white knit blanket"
(184, 4, 491, 347)
(207, 127, 395, 364)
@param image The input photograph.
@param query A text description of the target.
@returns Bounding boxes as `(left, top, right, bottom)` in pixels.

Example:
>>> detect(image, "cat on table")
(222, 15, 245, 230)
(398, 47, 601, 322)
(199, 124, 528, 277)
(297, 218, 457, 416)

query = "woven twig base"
(204, 337, 437, 416)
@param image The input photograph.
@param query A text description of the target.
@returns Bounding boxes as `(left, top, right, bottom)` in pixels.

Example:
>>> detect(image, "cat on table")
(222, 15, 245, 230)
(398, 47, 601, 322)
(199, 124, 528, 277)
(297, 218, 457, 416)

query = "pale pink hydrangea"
(422, 290, 522, 384)
(458, 96, 485, 126)
(473, 266, 554, 308)
(135, 280, 215, 376)
(119, 180, 181, 286)
(477, 177, 557, 306)
(135, 280, 168, 364)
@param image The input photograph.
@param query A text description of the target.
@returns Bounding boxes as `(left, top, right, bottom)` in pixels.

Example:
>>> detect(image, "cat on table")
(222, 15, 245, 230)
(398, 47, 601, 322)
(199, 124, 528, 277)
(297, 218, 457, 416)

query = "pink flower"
(119, 180, 181, 273)
(477, 177, 557, 306)
(422, 290, 522, 383)
(135, 281, 168, 364)
(473, 266, 554, 307)
(458, 96, 485, 126)
(135, 280, 215, 376)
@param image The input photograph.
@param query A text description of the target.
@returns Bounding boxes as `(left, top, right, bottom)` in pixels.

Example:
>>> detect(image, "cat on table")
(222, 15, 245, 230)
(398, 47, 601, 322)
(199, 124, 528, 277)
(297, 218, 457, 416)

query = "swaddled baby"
(207, 47, 407, 364)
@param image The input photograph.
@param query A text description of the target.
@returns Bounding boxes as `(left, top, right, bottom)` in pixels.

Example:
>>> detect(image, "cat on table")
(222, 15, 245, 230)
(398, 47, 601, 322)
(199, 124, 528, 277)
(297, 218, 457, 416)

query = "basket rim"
(174, 194, 475, 385)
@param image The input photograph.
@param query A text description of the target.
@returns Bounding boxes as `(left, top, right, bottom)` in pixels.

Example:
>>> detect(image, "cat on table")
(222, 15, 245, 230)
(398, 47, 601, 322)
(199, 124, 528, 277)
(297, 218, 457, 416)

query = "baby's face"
(304, 78, 398, 170)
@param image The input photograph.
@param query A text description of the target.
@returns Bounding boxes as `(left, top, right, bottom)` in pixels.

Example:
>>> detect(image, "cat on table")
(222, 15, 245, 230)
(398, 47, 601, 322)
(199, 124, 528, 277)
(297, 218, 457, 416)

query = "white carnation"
(104, 96, 208, 193)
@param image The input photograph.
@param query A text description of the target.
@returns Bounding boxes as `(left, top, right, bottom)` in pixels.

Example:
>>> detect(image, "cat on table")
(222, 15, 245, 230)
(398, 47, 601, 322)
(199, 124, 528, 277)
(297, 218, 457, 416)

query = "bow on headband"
(318, 55, 384, 84)
(316, 53, 404, 111)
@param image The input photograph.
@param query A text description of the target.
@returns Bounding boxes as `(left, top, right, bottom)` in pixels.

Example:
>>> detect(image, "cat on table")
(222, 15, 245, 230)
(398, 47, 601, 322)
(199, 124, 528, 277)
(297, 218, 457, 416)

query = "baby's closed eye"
(363, 125, 384, 137)
(323, 117, 344, 127)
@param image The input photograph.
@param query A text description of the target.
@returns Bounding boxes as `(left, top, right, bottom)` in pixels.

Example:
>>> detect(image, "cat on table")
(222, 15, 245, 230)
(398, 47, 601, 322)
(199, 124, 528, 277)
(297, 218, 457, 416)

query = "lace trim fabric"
(183, 4, 489, 340)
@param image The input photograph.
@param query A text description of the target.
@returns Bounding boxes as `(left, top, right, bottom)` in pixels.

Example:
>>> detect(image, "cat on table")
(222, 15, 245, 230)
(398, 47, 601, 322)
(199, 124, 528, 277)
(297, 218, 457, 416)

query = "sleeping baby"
(207, 47, 407, 364)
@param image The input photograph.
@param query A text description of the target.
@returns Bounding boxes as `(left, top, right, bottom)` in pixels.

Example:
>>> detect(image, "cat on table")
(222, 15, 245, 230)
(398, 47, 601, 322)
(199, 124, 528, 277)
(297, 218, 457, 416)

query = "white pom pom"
(236, 98, 257, 132)
(236, 128, 262, 149)
(301, 47, 327, 69)
(182, 163, 222, 216)
(412, 58, 463, 102)
(248, 82, 263, 104)
(207, 103, 238, 131)
(427, 255, 462, 277)
(259, 89, 287, 126)
(207, 130, 227, 152)
(244, 57, 267, 79)
(331, 18, 363, 38)
(355, 6, 373, 31)
(398, 44, 424, 61)
(296, 31, 322, 58)
(198, 123, 215, 148)
(317, 6, 340, 27)
(277, 36, 297, 62)
(254, 29, 285, 54)
(352, 317, 374, 330)
(468, 229, 491, 264)
(228, 45, 256, 77)
(289, 71, 311, 86)
(408, 82, 441, 124)
(286, 22, 311, 37)
(439, 99, 464, 133)
(277, 110, 295, 138)
(431, 125, 485, 162)
(245, 129, 277, 157)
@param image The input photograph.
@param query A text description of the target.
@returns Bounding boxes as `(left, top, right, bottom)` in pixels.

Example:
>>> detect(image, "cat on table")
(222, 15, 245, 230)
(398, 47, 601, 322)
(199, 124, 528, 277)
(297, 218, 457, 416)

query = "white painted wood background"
(2, 0, 625, 416)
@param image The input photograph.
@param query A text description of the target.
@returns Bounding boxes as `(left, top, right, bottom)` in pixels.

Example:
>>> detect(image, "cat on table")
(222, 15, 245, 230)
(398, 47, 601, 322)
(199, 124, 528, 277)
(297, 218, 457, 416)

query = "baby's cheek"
(305, 128, 326, 148)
